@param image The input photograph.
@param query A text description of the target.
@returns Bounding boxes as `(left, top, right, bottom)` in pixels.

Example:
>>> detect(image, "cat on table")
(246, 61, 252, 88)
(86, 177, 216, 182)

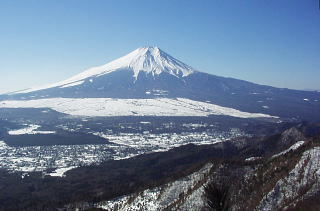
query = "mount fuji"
(1, 46, 320, 121)
(11, 46, 195, 95)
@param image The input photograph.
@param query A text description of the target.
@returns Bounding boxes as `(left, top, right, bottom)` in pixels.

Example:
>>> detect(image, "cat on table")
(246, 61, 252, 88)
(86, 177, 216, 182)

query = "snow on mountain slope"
(0, 98, 277, 118)
(257, 147, 320, 210)
(95, 163, 212, 211)
(271, 141, 305, 159)
(14, 47, 195, 94)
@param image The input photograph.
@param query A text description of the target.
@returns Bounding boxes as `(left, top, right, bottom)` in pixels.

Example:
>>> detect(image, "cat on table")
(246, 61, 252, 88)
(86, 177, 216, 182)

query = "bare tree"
(204, 180, 231, 211)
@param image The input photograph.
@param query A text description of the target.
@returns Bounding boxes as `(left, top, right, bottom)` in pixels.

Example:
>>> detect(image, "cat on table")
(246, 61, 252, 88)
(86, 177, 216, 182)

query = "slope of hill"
(91, 123, 320, 211)
(1, 123, 320, 210)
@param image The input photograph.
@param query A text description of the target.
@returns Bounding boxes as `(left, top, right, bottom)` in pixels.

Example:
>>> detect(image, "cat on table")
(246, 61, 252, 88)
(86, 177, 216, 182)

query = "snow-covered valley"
(0, 127, 244, 176)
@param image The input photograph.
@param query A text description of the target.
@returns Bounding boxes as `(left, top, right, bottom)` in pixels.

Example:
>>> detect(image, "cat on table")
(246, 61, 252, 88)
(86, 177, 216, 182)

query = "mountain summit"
(2, 46, 320, 121)
(96, 46, 196, 78)
(61, 46, 195, 85)
(15, 47, 195, 94)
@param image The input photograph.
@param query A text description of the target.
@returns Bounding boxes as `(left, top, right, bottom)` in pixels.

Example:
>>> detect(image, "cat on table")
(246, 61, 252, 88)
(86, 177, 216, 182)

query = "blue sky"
(0, 0, 319, 93)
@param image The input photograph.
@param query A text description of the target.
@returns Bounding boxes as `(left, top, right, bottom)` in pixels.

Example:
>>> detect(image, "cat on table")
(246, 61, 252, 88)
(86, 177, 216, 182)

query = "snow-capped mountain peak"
(74, 46, 195, 79)
(15, 47, 196, 94)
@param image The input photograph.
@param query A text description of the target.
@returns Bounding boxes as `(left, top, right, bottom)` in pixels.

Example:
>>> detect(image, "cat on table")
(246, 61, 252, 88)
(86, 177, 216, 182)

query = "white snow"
(245, 156, 262, 161)
(258, 147, 320, 210)
(140, 121, 151, 124)
(0, 140, 7, 149)
(48, 166, 76, 177)
(96, 163, 212, 211)
(8, 124, 56, 135)
(94, 130, 238, 154)
(0, 98, 277, 118)
(60, 80, 84, 88)
(271, 141, 305, 159)
(13, 47, 196, 94)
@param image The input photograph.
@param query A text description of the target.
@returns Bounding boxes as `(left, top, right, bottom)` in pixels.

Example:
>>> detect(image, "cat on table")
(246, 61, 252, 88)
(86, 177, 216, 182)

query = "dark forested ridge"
(1, 123, 319, 211)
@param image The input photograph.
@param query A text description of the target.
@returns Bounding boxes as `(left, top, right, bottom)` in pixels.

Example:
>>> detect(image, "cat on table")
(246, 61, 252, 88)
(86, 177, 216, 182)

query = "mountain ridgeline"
(2, 47, 320, 121)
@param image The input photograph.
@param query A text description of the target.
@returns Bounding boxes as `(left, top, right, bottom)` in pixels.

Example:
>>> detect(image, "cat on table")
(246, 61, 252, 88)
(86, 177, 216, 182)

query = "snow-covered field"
(8, 124, 56, 135)
(48, 166, 77, 177)
(0, 140, 115, 175)
(0, 97, 276, 118)
(94, 128, 244, 152)
(0, 128, 243, 176)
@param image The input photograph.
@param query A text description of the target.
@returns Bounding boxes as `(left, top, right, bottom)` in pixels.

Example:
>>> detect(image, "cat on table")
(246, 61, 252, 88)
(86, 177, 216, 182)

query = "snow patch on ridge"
(0, 98, 277, 119)
(271, 141, 305, 159)
(96, 163, 212, 211)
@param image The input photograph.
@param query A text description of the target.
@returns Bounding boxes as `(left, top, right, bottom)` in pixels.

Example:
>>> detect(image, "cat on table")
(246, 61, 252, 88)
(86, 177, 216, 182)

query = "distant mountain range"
(1, 46, 319, 121)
